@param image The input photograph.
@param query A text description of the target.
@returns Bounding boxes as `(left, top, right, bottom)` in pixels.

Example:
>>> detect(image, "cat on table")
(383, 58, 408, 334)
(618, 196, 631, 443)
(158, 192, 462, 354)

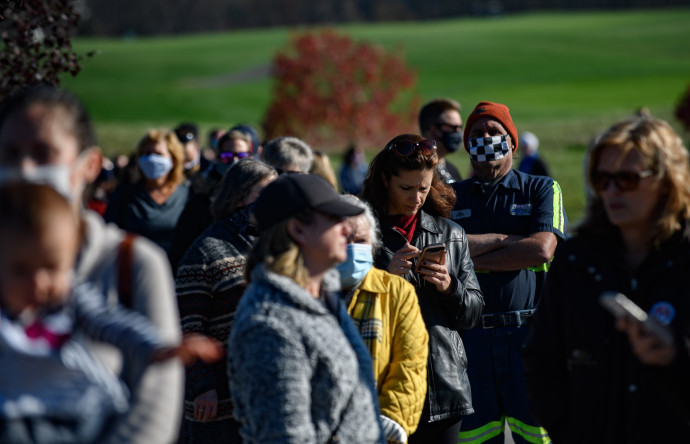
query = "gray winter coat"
(228, 266, 385, 444)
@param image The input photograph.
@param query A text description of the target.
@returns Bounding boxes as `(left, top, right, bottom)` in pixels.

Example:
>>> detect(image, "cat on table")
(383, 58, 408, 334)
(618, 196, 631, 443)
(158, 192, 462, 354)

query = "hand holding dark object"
(151, 333, 225, 366)
(616, 317, 677, 366)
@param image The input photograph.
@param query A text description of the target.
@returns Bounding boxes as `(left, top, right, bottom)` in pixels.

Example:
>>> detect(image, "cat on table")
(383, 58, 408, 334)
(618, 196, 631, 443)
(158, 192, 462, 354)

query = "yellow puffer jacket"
(346, 267, 429, 437)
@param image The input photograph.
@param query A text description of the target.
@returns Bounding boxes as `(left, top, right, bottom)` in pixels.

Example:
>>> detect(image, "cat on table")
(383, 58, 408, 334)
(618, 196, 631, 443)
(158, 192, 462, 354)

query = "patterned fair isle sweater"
(175, 205, 256, 423)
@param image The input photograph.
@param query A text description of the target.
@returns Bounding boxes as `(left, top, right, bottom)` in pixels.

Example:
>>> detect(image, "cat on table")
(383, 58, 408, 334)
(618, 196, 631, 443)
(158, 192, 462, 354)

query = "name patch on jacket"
(452, 209, 471, 220)
(510, 203, 532, 216)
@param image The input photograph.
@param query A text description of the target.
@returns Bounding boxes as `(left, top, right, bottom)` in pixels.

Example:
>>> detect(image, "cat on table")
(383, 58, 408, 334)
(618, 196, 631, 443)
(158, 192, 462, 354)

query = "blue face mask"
(138, 154, 173, 180)
(336, 243, 374, 288)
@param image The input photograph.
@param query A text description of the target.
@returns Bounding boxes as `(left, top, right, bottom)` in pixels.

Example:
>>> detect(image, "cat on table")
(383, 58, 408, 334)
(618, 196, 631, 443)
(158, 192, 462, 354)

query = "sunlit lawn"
(63, 8, 690, 225)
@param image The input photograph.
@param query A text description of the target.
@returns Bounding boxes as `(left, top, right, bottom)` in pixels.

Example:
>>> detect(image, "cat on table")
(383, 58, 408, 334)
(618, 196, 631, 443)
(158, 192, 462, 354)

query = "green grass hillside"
(62, 8, 690, 225)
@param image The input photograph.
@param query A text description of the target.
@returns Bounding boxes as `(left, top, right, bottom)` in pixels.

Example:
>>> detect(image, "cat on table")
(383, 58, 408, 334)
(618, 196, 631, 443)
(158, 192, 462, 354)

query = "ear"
(381, 173, 388, 188)
(80, 147, 103, 184)
(286, 218, 307, 245)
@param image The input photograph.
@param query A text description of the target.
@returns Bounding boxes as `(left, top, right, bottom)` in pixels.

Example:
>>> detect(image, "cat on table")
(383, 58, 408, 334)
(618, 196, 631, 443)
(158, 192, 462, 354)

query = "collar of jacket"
(416, 209, 444, 237)
(249, 264, 342, 315)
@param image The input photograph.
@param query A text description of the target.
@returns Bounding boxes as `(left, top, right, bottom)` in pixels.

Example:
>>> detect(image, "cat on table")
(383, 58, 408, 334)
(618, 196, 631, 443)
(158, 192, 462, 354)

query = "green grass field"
(62, 8, 690, 225)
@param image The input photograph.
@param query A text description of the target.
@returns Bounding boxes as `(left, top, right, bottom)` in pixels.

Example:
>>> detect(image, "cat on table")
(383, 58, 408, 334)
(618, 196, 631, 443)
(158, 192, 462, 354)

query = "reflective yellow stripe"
(458, 419, 504, 443)
(552, 181, 565, 234)
(527, 262, 550, 272)
(506, 416, 551, 444)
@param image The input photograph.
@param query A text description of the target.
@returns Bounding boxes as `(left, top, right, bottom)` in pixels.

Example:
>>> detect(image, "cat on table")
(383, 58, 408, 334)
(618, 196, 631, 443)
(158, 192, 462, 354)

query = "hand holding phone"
(414, 243, 446, 273)
(599, 292, 674, 347)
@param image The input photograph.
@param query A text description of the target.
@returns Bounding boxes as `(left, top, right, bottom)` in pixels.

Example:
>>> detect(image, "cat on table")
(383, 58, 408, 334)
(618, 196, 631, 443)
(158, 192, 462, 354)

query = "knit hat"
(463, 101, 518, 153)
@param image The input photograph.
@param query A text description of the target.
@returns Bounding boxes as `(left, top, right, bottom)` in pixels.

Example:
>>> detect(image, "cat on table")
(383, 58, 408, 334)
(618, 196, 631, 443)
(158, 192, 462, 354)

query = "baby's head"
(0, 183, 82, 318)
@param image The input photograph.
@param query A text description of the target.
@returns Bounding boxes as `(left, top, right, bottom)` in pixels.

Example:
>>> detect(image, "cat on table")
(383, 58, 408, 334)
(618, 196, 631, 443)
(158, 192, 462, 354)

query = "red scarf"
(389, 213, 418, 243)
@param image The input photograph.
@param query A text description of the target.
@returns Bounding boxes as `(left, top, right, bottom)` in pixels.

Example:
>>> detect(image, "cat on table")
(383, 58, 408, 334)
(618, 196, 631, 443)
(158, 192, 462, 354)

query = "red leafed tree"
(0, 0, 91, 98)
(675, 84, 690, 134)
(262, 29, 420, 150)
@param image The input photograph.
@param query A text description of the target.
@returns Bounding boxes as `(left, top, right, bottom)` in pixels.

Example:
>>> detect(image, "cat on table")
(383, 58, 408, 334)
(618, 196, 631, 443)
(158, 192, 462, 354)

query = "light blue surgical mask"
(138, 154, 173, 180)
(336, 243, 374, 288)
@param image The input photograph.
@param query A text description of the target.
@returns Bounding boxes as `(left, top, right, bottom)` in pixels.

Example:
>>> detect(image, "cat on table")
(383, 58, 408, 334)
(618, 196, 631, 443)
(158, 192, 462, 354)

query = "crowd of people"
(0, 83, 689, 444)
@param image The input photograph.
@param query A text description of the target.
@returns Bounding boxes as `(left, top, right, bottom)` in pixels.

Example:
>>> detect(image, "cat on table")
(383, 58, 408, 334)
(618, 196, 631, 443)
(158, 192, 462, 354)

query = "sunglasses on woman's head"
(590, 170, 654, 192)
(219, 152, 251, 164)
(386, 139, 437, 157)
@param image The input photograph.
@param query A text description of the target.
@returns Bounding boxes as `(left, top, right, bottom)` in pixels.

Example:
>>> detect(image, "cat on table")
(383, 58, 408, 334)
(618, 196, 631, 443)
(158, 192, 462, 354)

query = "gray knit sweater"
(228, 266, 385, 444)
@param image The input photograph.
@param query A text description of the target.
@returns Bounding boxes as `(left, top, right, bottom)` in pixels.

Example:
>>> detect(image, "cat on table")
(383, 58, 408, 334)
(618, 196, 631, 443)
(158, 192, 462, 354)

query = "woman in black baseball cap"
(227, 173, 386, 443)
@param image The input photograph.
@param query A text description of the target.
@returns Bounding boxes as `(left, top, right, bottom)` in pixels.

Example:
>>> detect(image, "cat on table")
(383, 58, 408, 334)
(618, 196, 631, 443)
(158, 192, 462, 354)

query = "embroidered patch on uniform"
(452, 209, 471, 220)
(649, 302, 675, 326)
(510, 203, 532, 216)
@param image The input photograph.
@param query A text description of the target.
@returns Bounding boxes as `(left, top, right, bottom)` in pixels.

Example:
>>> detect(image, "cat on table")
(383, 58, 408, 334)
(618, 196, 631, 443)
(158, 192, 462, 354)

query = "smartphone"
(599, 291, 674, 346)
(414, 243, 446, 273)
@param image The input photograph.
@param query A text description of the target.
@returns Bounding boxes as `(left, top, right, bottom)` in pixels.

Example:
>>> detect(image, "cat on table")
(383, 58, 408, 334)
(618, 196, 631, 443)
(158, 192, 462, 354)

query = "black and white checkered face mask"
(468, 135, 510, 162)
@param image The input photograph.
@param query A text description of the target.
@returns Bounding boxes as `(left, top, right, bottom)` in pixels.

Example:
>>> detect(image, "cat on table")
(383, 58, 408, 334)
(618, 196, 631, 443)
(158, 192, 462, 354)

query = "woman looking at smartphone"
(523, 116, 690, 443)
(361, 134, 483, 444)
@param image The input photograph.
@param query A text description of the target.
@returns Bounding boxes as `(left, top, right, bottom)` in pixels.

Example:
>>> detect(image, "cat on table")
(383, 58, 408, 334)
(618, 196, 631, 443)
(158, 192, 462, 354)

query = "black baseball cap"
(174, 122, 198, 143)
(254, 173, 364, 231)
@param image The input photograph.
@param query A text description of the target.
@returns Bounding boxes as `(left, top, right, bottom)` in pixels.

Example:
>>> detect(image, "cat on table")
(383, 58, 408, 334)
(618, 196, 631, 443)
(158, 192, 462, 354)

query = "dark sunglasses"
(434, 122, 462, 133)
(219, 152, 250, 164)
(590, 170, 654, 192)
(386, 139, 437, 157)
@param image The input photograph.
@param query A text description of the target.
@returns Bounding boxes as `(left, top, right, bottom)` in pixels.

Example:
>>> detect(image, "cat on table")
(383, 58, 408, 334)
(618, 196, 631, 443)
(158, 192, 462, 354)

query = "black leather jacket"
(375, 210, 484, 421)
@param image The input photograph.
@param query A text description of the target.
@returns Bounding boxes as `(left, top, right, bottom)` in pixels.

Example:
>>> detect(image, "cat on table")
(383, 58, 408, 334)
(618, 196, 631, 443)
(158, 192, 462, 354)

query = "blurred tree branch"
(0, 0, 93, 97)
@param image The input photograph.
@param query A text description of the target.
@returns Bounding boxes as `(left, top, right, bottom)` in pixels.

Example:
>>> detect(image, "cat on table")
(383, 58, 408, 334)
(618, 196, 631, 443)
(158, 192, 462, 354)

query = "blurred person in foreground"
(175, 159, 277, 443)
(361, 134, 484, 444)
(523, 116, 690, 443)
(0, 183, 221, 443)
(419, 98, 464, 184)
(228, 173, 385, 443)
(169, 125, 258, 274)
(104, 129, 190, 254)
(337, 195, 429, 443)
(0, 84, 184, 443)
(451, 101, 567, 443)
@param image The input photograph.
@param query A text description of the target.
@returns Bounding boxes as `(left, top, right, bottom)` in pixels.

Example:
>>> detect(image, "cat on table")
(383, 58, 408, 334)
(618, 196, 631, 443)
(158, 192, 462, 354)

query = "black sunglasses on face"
(219, 152, 250, 164)
(590, 170, 654, 192)
(386, 139, 437, 157)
